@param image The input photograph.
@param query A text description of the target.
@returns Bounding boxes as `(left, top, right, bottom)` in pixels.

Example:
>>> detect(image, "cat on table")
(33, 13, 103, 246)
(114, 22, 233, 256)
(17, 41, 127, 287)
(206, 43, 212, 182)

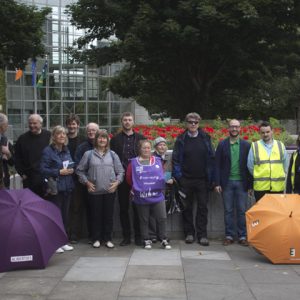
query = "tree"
(0, 1, 51, 69)
(67, 0, 300, 119)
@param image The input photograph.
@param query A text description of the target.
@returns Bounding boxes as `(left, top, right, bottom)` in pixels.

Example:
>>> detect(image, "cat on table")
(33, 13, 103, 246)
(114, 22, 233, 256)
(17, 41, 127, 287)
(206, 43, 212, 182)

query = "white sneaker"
(161, 239, 172, 250)
(93, 240, 100, 248)
(105, 241, 115, 248)
(56, 247, 64, 253)
(144, 240, 152, 249)
(61, 244, 74, 251)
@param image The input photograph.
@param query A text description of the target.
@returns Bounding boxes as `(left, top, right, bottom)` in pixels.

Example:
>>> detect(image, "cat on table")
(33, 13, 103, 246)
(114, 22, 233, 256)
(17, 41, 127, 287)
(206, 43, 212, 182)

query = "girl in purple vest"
(126, 140, 171, 249)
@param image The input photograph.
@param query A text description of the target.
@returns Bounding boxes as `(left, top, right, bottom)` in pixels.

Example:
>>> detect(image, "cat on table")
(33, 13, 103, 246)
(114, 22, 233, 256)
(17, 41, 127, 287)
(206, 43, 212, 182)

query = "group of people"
(0, 110, 297, 252)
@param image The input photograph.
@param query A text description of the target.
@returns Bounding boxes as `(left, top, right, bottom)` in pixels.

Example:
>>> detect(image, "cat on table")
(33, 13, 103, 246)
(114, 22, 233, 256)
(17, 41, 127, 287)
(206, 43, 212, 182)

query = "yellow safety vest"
(290, 151, 298, 191)
(252, 140, 285, 192)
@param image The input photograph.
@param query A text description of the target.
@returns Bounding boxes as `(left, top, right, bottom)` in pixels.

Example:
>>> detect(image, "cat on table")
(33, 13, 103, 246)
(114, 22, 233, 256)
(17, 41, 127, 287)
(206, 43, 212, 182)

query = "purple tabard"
(131, 156, 165, 204)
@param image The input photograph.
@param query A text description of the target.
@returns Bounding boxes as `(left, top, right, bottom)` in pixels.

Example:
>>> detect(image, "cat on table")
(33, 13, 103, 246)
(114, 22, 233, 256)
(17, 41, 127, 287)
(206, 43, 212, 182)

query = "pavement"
(1, 239, 300, 300)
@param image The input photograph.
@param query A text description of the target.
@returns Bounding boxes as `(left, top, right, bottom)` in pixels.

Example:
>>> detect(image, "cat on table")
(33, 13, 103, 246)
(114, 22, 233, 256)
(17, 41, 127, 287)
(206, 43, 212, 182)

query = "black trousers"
(117, 180, 141, 240)
(68, 182, 91, 240)
(88, 193, 115, 242)
(180, 177, 209, 239)
(49, 191, 72, 232)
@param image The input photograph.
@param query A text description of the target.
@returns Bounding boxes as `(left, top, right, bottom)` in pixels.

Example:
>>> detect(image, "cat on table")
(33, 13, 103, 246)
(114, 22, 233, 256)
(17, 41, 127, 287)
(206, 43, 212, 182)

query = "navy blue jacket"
(215, 138, 253, 191)
(40, 145, 75, 192)
(172, 129, 215, 186)
(74, 139, 94, 165)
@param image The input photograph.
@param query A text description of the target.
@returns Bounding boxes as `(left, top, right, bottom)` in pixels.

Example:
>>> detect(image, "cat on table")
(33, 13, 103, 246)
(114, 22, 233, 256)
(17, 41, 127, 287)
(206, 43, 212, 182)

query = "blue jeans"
(222, 180, 248, 240)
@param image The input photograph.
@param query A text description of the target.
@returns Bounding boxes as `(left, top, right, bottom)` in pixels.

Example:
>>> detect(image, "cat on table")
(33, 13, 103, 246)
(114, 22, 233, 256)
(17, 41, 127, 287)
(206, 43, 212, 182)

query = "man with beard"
(15, 114, 51, 197)
(65, 114, 84, 243)
(247, 121, 287, 202)
(110, 112, 145, 246)
(215, 119, 252, 246)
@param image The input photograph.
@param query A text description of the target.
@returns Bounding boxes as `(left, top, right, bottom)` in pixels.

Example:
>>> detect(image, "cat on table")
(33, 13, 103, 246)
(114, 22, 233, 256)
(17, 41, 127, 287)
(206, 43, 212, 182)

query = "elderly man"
(15, 114, 51, 196)
(74, 122, 99, 242)
(0, 113, 14, 189)
(172, 112, 215, 246)
(247, 121, 287, 202)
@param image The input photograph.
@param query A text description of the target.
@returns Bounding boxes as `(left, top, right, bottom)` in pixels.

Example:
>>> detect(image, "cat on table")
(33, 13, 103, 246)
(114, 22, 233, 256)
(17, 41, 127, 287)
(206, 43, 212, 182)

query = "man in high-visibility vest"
(247, 121, 288, 201)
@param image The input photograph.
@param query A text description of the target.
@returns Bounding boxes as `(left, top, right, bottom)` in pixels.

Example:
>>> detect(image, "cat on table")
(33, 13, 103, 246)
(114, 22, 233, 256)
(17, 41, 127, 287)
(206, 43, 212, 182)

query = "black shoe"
(135, 238, 143, 246)
(119, 238, 131, 246)
(198, 237, 209, 246)
(185, 235, 194, 244)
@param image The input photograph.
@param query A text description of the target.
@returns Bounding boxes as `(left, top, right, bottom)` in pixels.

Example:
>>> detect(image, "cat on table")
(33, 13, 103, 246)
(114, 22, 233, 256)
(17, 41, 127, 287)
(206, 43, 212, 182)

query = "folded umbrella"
(0, 188, 68, 272)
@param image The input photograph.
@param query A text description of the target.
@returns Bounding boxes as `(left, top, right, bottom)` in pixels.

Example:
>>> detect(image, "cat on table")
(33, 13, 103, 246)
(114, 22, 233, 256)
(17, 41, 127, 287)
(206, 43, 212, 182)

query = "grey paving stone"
(4, 264, 70, 278)
(118, 297, 186, 300)
(183, 261, 246, 285)
(0, 277, 60, 296)
(0, 296, 46, 300)
(250, 283, 300, 300)
(240, 268, 300, 284)
(48, 253, 81, 266)
(125, 265, 184, 280)
(119, 278, 186, 298)
(47, 281, 120, 300)
(183, 259, 237, 271)
(181, 250, 231, 260)
(228, 249, 291, 269)
(186, 282, 255, 300)
(129, 249, 181, 266)
(63, 257, 128, 282)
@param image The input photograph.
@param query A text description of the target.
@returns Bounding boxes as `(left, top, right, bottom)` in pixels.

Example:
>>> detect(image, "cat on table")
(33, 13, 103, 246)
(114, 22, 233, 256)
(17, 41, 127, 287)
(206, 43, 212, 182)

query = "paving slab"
(63, 257, 128, 282)
(129, 249, 181, 266)
(118, 297, 186, 300)
(0, 277, 60, 296)
(119, 278, 186, 298)
(4, 264, 70, 278)
(183, 261, 246, 285)
(240, 268, 300, 284)
(181, 250, 231, 260)
(47, 281, 120, 300)
(249, 283, 300, 300)
(0, 296, 46, 300)
(186, 282, 255, 300)
(125, 265, 184, 280)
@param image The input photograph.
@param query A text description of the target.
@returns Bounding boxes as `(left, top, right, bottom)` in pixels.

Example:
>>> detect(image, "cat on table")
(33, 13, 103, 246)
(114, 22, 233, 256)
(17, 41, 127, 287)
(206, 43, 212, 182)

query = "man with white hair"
(15, 114, 51, 196)
(0, 113, 14, 189)
(74, 122, 99, 243)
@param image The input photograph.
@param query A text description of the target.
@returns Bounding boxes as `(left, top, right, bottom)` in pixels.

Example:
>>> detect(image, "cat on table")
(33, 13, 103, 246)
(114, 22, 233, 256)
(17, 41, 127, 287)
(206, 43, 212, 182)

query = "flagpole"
(45, 56, 49, 129)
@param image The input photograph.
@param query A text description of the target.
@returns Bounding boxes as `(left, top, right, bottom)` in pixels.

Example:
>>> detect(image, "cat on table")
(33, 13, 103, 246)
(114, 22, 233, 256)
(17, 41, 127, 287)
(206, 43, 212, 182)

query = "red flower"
(243, 136, 249, 140)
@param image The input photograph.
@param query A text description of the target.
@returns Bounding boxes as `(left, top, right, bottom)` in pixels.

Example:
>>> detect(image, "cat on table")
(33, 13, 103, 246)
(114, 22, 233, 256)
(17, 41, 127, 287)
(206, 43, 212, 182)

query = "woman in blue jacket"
(40, 125, 75, 253)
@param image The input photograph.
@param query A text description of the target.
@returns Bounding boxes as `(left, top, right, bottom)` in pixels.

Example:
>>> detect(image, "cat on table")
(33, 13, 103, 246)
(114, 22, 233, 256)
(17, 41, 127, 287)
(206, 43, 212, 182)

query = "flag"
(31, 59, 37, 86)
(36, 61, 48, 88)
(15, 69, 23, 81)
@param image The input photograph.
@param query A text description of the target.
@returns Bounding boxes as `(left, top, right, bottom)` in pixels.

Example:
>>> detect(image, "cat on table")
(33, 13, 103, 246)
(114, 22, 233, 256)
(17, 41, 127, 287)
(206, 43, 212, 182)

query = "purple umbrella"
(0, 188, 68, 272)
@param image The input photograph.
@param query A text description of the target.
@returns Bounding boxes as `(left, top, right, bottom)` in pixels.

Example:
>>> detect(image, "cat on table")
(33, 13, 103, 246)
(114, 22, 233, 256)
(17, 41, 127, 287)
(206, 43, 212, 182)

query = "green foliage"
(0, 1, 51, 69)
(67, 0, 300, 119)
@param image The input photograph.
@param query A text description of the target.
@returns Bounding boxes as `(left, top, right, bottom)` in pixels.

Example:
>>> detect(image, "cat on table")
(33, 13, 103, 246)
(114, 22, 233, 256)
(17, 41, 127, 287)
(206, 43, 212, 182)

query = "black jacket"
(110, 131, 145, 168)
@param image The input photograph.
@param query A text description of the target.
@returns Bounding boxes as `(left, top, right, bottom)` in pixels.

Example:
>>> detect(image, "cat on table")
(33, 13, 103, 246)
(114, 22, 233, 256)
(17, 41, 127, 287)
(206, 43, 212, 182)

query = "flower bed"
(133, 122, 294, 149)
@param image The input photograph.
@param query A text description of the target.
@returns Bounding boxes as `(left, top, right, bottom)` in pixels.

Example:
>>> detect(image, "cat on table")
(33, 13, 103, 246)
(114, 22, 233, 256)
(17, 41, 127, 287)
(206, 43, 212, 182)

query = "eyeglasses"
(229, 125, 240, 129)
(187, 120, 199, 125)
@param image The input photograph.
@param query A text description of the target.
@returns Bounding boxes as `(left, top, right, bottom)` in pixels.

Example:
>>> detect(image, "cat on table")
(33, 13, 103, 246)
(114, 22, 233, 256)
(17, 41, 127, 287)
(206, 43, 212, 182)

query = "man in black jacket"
(172, 112, 215, 246)
(110, 112, 145, 246)
(15, 114, 51, 197)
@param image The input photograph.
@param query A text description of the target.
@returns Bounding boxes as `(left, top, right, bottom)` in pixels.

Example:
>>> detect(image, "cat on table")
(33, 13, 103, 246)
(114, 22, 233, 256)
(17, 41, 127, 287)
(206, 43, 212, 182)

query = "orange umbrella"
(246, 194, 300, 264)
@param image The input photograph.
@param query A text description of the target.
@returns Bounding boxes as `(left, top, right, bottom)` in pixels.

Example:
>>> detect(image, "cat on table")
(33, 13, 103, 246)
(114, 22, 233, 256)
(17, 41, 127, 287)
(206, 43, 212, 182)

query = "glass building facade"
(5, 0, 135, 140)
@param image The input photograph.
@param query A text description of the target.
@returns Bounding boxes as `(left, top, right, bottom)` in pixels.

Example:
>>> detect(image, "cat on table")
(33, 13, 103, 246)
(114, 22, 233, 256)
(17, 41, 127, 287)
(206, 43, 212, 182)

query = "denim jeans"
(222, 180, 248, 240)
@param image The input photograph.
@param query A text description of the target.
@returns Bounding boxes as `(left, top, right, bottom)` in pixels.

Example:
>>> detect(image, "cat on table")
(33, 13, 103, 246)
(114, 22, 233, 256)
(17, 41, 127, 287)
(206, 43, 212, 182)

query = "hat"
(153, 136, 167, 147)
